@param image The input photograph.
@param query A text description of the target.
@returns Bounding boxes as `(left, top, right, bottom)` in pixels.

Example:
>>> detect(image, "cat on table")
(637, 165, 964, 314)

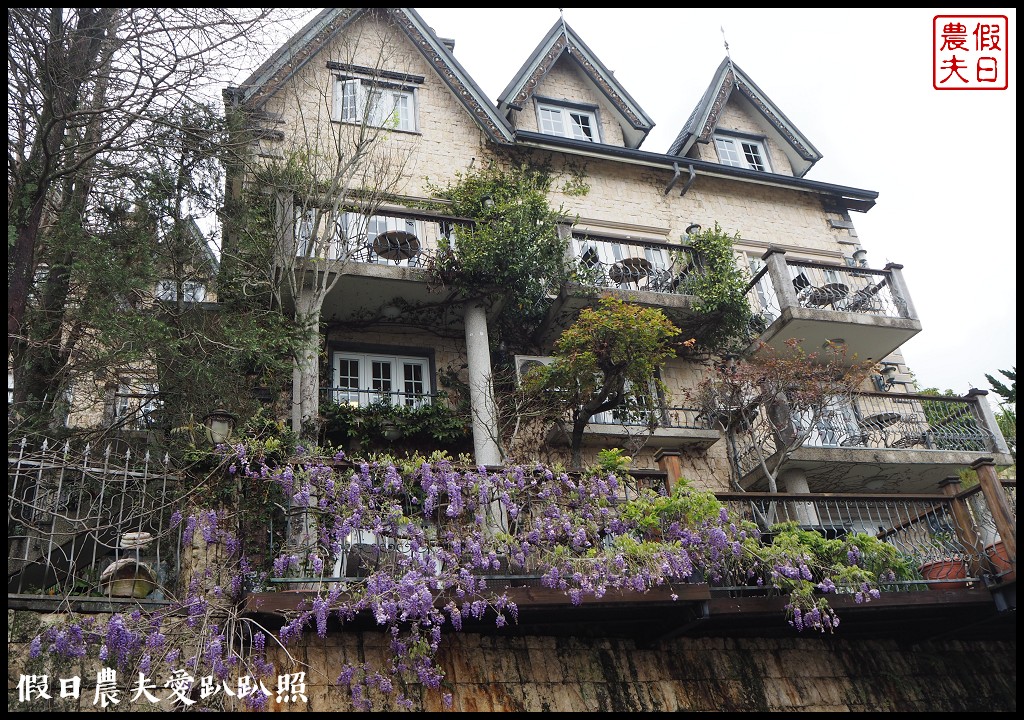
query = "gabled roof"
(496, 17, 655, 150)
(668, 58, 822, 178)
(228, 7, 514, 144)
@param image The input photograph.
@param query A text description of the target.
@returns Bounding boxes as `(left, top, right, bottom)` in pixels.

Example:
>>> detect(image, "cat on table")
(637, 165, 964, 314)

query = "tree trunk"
(8, 8, 115, 357)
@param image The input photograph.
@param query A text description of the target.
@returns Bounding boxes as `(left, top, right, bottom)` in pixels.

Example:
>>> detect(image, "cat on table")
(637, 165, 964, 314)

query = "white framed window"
(537, 103, 599, 142)
(334, 78, 416, 131)
(155, 280, 206, 302)
(714, 135, 771, 172)
(115, 381, 162, 430)
(331, 352, 431, 408)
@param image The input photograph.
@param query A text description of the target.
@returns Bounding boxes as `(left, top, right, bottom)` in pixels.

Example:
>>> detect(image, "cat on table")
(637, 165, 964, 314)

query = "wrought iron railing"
(746, 259, 909, 326)
(589, 404, 708, 430)
(268, 465, 1014, 593)
(294, 209, 463, 269)
(716, 487, 1014, 591)
(570, 235, 707, 294)
(729, 391, 999, 478)
(319, 387, 439, 409)
(8, 438, 182, 598)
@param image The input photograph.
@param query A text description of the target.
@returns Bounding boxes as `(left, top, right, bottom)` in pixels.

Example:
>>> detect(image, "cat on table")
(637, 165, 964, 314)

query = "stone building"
(8, 7, 1015, 713)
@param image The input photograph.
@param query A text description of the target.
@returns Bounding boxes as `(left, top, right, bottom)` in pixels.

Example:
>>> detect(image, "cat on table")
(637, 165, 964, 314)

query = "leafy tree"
(985, 366, 1016, 462)
(426, 160, 571, 348)
(524, 297, 681, 467)
(7, 8, 302, 435)
(682, 222, 754, 353)
(985, 366, 1016, 405)
(690, 339, 873, 495)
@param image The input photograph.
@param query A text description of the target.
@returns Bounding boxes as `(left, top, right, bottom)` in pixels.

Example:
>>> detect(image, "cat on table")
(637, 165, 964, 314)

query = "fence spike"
(104, 443, 112, 459)
(41, 438, 49, 452)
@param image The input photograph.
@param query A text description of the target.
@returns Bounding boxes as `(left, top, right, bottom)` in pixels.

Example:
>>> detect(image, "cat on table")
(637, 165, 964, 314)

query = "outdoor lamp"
(873, 364, 898, 392)
(685, 223, 701, 236)
(203, 407, 237, 446)
(853, 248, 868, 267)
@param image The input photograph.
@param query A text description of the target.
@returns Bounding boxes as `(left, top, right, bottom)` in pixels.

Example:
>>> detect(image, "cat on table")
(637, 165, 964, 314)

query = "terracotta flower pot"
(918, 557, 968, 590)
(986, 541, 1015, 583)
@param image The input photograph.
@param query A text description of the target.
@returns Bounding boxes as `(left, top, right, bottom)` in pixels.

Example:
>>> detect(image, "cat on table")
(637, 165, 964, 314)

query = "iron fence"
(8, 438, 182, 598)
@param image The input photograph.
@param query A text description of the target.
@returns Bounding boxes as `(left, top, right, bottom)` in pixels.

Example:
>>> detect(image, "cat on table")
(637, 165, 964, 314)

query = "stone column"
(761, 246, 796, 311)
(966, 388, 1012, 455)
(779, 467, 820, 528)
(883, 262, 917, 320)
(464, 301, 502, 467)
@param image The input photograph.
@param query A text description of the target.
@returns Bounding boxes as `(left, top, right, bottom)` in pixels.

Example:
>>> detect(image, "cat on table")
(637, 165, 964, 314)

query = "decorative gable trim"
(669, 59, 822, 177)
(498, 19, 653, 149)
(229, 8, 513, 144)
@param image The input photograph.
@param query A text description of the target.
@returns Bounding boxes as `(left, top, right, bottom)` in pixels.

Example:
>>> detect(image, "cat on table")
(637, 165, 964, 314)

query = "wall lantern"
(203, 407, 237, 446)
(685, 223, 702, 236)
(873, 364, 899, 392)
(852, 248, 868, 267)
(383, 422, 403, 441)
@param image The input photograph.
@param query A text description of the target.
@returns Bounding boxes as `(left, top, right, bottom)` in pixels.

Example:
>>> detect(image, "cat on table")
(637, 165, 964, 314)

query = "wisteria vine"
(28, 441, 906, 711)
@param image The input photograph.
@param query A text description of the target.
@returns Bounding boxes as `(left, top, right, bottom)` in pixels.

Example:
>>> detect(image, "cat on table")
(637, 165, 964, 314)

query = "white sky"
(265, 8, 1017, 402)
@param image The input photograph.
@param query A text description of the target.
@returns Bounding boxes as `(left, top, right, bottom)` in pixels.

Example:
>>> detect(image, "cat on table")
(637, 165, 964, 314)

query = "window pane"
(341, 80, 359, 122)
(371, 360, 393, 398)
(715, 137, 742, 167)
(402, 362, 425, 406)
(741, 142, 766, 171)
(539, 107, 565, 136)
(569, 112, 594, 141)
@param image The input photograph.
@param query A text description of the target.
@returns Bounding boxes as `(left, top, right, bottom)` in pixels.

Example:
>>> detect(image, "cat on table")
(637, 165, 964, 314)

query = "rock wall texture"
(10, 611, 1015, 712)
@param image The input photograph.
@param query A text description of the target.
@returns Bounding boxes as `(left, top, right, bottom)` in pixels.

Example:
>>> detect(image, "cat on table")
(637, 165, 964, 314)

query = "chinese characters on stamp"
(934, 15, 1008, 89)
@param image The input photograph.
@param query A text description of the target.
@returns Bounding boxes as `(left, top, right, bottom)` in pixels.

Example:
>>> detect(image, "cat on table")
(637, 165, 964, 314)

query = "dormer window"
(537, 100, 599, 142)
(714, 134, 771, 172)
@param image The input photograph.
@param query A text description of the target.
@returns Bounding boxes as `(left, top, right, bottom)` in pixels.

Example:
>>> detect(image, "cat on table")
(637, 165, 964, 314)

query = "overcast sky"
(267, 8, 1017, 403)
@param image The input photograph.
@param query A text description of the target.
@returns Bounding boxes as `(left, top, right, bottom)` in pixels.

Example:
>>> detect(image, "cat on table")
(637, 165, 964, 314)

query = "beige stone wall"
(257, 10, 486, 202)
(546, 155, 848, 261)
(14, 622, 1011, 712)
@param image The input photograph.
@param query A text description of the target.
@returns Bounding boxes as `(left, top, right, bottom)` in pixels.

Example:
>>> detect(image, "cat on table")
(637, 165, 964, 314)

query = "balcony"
(746, 250, 922, 365)
(10, 441, 1013, 644)
(545, 404, 721, 450)
(246, 464, 1014, 642)
(729, 390, 1013, 493)
(541, 235, 708, 341)
(280, 207, 472, 324)
(513, 355, 720, 450)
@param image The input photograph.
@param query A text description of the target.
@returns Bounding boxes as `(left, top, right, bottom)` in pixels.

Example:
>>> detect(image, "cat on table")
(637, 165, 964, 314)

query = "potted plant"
(918, 530, 969, 590)
(985, 538, 1015, 582)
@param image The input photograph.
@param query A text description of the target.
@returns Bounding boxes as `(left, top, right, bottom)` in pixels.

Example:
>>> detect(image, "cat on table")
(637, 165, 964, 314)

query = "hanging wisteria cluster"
(29, 442, 901, 711)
